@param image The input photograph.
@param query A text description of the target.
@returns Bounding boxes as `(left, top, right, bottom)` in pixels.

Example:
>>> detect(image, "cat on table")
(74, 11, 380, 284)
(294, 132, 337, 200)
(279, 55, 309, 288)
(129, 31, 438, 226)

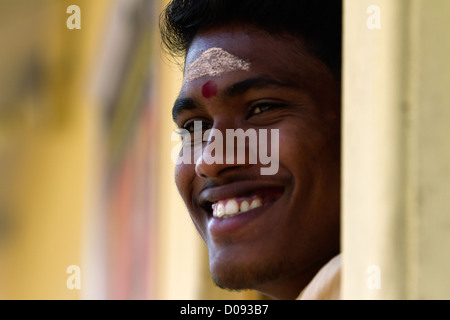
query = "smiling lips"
(205, 185, 284, 221)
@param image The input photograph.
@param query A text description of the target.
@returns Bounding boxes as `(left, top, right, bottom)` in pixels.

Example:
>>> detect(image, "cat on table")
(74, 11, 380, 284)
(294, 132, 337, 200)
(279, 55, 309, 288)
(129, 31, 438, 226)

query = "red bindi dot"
(202, 80, 218, 99)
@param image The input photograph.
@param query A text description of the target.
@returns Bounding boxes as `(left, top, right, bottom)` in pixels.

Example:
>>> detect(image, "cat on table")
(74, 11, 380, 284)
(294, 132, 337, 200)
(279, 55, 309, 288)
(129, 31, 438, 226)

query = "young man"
(160, 0, 342, 300)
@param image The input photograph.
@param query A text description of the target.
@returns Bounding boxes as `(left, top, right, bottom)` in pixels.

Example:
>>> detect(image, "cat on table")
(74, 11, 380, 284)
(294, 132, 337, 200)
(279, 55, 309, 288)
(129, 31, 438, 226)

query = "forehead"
(176, 25, 340, 114)
(185, 25, 321, 72)
(184, 25, 330, 89)
(184, 47, 251, 83)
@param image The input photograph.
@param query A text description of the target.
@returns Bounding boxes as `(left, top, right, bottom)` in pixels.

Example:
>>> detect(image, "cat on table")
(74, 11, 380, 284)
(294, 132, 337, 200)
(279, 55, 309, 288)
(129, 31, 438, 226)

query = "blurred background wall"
(342, 0, 450, 300)
(0, 0, 259, 300)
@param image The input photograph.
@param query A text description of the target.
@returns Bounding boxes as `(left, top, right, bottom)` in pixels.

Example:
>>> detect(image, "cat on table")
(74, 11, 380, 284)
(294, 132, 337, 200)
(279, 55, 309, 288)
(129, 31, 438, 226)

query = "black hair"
(160, 0, 342, 80)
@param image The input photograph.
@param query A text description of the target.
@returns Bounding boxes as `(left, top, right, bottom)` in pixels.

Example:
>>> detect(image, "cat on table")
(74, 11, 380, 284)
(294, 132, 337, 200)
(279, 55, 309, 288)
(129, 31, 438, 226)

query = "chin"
(208, 248, 292, 292)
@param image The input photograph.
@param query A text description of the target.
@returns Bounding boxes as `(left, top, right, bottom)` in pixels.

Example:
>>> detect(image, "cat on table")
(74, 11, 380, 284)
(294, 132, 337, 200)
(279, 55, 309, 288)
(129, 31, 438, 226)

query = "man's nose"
(194, 123, 254, 178)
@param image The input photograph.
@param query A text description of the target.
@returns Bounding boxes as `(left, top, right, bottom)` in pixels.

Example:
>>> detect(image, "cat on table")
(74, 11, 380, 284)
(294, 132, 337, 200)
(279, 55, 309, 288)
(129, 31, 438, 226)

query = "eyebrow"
(172, 75, 299, 122)
(223, 75, 299, 97)
(172, 97, 199, 122)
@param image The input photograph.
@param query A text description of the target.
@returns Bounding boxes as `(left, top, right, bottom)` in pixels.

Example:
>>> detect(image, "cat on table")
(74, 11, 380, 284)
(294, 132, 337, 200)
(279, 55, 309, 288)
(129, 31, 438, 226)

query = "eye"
(183, 119, 212, 134)
(252, 105, 271, 115)
(250, 102, 286, 116)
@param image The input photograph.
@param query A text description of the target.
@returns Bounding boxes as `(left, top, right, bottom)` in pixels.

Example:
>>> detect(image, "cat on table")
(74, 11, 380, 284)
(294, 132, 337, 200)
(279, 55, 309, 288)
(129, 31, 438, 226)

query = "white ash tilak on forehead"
(184, 47, 251, 83)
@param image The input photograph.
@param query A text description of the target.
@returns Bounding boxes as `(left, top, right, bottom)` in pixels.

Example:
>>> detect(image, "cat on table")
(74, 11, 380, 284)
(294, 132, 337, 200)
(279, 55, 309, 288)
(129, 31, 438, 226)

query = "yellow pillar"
(343, 0, 450, 299)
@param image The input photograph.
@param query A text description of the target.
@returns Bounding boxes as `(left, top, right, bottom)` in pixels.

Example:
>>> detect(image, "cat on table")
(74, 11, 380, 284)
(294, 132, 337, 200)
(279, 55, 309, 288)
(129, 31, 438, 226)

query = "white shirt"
(297, 254, 341, 300)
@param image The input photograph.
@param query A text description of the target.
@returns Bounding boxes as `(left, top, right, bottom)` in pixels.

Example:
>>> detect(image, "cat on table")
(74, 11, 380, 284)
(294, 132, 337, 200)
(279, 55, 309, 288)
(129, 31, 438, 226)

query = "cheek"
(174, 163, 196, 202)
(175, 163, 209, 240)
(277, 122, 327, 176)
(278, 121, 339, 194)
(278, 126, 308, 162)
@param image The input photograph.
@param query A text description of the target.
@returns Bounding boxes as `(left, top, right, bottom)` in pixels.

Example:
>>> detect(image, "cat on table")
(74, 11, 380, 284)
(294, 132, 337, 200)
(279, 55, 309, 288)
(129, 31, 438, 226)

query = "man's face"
(173, 24, 341, 299)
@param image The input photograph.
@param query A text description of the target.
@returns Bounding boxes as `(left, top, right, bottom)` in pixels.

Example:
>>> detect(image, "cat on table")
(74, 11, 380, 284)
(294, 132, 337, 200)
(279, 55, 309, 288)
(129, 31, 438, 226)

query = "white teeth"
(240, 200, 250, 213)
(215, 202, 225, 218)
(250, 198, 262, 210)
(225, 199, 239, 216)
(212, 197, 263, 218)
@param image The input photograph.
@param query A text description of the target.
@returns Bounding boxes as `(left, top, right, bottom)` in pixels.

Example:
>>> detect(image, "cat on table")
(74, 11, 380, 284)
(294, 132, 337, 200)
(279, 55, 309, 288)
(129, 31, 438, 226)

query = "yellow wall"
(342, 0, 450, 299)
(0, 0, 111, 299)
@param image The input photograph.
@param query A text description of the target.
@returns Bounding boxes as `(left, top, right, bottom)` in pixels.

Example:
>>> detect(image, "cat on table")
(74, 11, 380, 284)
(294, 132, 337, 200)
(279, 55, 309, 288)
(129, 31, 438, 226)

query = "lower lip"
(207, 201, 277, 239)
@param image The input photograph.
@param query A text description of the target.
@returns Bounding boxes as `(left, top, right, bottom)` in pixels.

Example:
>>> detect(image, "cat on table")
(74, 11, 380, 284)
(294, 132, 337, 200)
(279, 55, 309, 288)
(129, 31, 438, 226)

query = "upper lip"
(197, 180, 284, 213)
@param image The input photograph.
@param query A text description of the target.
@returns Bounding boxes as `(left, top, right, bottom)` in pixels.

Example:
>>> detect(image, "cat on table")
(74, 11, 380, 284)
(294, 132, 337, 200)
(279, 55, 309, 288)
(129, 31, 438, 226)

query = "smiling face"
(173, 24, 341, 300)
